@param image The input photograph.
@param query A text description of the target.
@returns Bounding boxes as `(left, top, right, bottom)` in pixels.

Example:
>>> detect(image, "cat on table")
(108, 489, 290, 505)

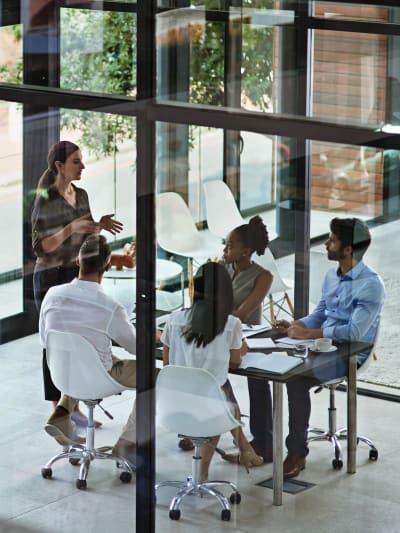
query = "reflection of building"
(29, 0, 85, 27)
(311, 4, 388, 216)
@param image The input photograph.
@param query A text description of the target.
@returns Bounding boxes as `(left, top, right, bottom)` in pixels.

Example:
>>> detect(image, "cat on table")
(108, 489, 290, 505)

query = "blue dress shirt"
(302, 260, 385, 363)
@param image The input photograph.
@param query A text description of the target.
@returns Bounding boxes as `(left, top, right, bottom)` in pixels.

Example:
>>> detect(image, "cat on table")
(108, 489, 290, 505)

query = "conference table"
(230, 329, 373, 506)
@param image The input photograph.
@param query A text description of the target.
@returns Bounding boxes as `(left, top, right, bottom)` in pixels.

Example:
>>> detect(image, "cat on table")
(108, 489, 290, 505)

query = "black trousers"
(33, 263, 79, 401)
(285, 352, 349, 457)
(247, 377, 273, 449)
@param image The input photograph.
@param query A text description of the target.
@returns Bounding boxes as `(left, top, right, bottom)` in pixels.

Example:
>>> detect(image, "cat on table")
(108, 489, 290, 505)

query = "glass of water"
(293, 343, 308, 358)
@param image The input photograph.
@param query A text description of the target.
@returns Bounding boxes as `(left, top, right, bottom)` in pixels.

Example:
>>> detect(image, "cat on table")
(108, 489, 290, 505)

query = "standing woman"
(161, 262, 263, 481)
(222, 215, 274, 462)
(32, 140, 123, 425)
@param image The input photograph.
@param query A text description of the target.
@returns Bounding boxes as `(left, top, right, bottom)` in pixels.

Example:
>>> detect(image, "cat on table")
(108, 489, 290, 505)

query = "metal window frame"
(1, 2, 400, 532)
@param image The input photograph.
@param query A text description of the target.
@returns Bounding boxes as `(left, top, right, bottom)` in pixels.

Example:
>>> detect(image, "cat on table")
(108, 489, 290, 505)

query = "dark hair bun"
(248, 215, 269, 255)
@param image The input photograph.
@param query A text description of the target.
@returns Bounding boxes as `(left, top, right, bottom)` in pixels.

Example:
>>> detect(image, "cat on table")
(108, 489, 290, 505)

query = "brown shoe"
(249, 441, 273, 463)
(178, 437, 194, 451)
(45, 407, 85, 446)
(112, 438, 136, 470)
(283, 454, 306, 479)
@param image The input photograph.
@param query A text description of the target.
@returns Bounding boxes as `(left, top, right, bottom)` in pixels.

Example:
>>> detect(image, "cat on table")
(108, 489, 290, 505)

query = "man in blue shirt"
(276, 217, 385, 479)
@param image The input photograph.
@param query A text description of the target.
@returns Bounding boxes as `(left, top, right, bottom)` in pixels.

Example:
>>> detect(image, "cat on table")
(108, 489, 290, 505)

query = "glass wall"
(0, 1, 400, 532)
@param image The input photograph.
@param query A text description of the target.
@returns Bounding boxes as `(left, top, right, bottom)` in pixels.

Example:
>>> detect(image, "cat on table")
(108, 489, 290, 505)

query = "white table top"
(104, 258, 183, 283)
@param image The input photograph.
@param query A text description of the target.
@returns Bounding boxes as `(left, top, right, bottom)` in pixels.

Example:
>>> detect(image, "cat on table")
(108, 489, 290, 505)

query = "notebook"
(246, 337, 276, 349)
(239, 352, 304, 374)
(241, 324, 272, 338)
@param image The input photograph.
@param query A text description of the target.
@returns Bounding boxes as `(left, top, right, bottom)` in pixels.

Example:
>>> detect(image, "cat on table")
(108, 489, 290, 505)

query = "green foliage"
(0, 4, 275, 155)
(60, 8, 136, 157)
(188, 1, 274, 110)
(0, 26, 22, 84)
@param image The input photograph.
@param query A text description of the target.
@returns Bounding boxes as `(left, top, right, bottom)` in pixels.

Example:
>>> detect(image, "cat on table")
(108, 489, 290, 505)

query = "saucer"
(313, 345, 337, 353)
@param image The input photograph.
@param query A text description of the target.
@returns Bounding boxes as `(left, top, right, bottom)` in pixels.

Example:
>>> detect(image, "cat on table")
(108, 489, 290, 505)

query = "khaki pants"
(59, 355, 139, 443)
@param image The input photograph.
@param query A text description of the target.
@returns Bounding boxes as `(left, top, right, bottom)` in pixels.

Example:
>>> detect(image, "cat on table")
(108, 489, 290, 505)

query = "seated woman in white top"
(161, 262, 263, 481)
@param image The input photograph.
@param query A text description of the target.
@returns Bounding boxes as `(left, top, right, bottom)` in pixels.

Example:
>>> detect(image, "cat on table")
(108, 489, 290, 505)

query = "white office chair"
(203, 180, 244, 239)
(155, 365, 241, 522)
(156, 192, 221, 300)
(309, 249, 331, 306)
(254, 249, 294, 324)
(41, 330, 135, 490)
(203, 179, 277, 240)
(203, 180, 290, 323)
(308, 346, 379, 470)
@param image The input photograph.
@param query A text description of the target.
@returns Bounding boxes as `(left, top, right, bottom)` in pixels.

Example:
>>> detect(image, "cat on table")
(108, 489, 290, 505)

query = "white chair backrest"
(156, 192, 202, 256)
(203, 180, 244, 239)
(46, 330, 132, 400)
(156, 365, 240, 438)
(309, 249, 331, 305)
(254, 248, 291, 294)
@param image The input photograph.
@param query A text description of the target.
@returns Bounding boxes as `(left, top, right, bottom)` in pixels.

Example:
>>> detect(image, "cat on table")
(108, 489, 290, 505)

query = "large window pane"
(60, 7, 136, 96)
(0, 100, 22, 318)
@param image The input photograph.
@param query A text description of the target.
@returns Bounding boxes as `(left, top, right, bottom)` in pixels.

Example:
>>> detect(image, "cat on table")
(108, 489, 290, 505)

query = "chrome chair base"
(156, 438, 241, 521)
(308, 385, 378, 469)
(41, 400, 134, 489)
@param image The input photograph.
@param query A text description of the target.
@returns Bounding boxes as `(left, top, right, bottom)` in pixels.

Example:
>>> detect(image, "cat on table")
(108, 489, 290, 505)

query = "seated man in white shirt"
(40, 234, 137, 467)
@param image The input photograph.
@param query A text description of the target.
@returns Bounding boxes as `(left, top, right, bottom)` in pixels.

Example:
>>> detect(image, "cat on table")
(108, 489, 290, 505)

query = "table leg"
(188, 258, 194, 304)
(180, 270, 185, 308)
(347, 352, 357, 473)
(272, 381, 283, 506)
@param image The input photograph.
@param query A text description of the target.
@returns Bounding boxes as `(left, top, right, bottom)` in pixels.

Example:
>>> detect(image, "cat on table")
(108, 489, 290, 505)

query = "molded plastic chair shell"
(46, 329, 134, 400)
(203, 180, 244, 239)
(156, 365, 240, 438)
(254, 249, 294, 322)
(156, 192, 221, 261)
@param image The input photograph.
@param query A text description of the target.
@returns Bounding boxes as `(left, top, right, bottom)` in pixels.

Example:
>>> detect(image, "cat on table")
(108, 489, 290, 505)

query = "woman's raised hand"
(71, 213, 101, 234)
(99, 214, 124, 235)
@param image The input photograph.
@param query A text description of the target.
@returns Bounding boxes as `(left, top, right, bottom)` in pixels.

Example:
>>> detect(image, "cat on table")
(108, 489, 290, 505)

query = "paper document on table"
(275, 337, 315, 348)
(242, 324, 272, 337)
(239, 352, 304, 374)
(246, 337, 276, 349)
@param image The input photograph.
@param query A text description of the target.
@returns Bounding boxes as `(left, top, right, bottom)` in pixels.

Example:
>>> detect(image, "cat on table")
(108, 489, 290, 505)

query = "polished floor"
(1, 333, 400, 533)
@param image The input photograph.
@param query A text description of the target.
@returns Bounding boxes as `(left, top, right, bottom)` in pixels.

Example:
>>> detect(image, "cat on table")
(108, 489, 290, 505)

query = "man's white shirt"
(39, 278, 136, 371)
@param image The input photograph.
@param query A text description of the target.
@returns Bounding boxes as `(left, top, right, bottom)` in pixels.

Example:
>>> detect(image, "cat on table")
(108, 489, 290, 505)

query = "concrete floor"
(0, 333, 400, 533)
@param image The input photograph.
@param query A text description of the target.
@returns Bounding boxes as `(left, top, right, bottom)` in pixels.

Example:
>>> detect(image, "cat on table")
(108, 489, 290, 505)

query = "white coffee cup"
(313, 338, 332, 352)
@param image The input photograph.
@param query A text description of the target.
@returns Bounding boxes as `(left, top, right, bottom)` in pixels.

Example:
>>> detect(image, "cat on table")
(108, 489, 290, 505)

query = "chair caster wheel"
(69, 458, 80, 466)
(76, 478, 87, 490)
(369, 449, 378, 461)
(221, 509, 231, 521)
(120, 471, 132, 483)
(332, 458, 343, 470)
(169, 509, 181, 520)
(229, 492, 241, 504)
(41, 467, 52, 479)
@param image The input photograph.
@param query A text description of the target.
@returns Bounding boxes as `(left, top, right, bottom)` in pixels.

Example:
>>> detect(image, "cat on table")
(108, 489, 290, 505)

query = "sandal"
(178, 437, 194, 451)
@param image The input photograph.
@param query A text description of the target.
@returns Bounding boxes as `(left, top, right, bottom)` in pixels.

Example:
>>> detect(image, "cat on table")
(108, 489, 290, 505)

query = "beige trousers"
(59, 355, 138, 443)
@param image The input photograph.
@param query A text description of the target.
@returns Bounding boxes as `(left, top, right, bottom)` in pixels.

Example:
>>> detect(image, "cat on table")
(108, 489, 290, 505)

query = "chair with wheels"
(155, 365, 242, 522)
(307, 346, 379, 470)
(41, 329, 135, 490)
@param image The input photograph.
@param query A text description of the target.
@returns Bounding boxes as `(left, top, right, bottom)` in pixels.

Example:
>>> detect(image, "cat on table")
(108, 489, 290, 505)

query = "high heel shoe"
(216, 447, 263, 472)
(238, 450, 264, 473)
